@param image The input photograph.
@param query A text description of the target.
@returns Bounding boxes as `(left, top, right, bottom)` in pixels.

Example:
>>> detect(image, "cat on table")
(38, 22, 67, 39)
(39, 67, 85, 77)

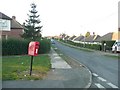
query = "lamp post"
(104, 43, 106, 52)
(84, 36, 86, 47)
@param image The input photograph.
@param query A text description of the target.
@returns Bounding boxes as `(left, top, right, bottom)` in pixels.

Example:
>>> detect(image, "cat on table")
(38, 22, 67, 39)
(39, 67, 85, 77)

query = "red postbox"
(28, 41, 40, 56)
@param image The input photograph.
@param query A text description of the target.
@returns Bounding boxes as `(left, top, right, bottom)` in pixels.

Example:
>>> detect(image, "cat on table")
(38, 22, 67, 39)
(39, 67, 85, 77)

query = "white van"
(112, 40, 120, 53)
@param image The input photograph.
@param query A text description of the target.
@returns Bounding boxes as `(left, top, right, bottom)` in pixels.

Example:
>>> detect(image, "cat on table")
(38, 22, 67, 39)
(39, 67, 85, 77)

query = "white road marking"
(98, 77, 107, 82)
(54, 57, 61, 59)
(53, 53, 58, 56)
(54, 48, 57, 50)
(80, 65, 83, 67)
(92, 73, 118, 88)
(107, 83, 118, 88)
(92, 73, 98, 77)
(95, 83, 105, 88)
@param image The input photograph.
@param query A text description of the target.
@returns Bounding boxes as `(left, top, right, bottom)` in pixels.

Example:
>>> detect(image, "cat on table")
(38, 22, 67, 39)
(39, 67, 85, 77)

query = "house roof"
(74, 35, 84, 41)
(95, 32, 113, 41)
(93, 35, 101, 42)
(60, 33, 66, 38)
(83, 35, 95, 42)
(81, 35, 101, 42)
(69, 35, 76, 40)
(64, 35, 70, 40)
(0, 12, 12, 20)
(0, 12, 23, 29)
(11, 19, 23, 29)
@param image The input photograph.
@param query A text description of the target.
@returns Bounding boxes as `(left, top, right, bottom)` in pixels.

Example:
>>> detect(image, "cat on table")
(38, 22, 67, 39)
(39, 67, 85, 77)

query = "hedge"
(2, 38, 51, 56)
(61, 39, 116, 51)
(60, 40, 102, 51)
(85, 44, 102, 50)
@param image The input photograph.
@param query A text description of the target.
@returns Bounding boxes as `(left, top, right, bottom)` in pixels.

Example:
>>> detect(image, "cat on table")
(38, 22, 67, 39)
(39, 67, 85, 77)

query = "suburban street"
(53, 40, 119, 88)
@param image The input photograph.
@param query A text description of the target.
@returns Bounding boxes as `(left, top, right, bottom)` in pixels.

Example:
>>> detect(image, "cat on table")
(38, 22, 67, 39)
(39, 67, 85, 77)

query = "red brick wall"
(10, 29, 23, 38)
(2, 31, 11, 39)
(2, 29, 23, 39)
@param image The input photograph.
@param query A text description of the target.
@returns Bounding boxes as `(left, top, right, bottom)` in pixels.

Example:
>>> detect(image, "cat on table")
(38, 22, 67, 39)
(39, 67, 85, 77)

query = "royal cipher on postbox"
(28, 41, 40, 56)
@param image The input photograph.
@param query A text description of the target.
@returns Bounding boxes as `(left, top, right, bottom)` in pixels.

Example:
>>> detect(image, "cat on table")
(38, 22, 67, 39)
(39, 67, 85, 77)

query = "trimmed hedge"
(60, 40, 102, 51)
(2, 38, 51, 56)
(85, 44, 101, 50)
(38, 39, 51, 54)
(61, 39, 116, 51)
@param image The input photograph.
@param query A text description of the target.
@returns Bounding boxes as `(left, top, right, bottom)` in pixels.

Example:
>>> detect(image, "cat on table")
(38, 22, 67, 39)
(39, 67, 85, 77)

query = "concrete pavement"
(2, 48, 92, 88)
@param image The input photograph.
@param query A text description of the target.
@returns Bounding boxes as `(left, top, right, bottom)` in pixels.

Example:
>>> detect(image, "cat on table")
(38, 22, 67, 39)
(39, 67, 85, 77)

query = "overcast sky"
(0, 0, 119, 36)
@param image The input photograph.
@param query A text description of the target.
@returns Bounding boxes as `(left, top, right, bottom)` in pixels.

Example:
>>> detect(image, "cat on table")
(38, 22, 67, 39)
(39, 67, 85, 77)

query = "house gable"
(97, 32, 113, 42)
(0, 12, 24, 39)
(11, 19, 23, 29)
(112, 31, 120, 40)
(0, 12, 12, 20)
(74, 35, 84, 41)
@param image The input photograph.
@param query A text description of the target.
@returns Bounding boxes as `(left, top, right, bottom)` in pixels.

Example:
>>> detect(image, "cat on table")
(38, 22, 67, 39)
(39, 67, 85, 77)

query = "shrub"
(2, 38, 51, 56)
(101, 41, 115, 51)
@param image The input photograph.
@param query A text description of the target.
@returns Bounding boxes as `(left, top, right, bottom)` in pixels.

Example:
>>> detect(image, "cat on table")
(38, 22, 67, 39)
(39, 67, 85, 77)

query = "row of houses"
(59, 31, 120, 44)
(0, 12, 120, 44)
(0, 12, 24, 39)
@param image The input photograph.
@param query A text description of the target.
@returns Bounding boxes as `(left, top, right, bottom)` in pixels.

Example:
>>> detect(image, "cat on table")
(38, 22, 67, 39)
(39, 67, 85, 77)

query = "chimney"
(23, 22, 25, 26)
(93, 32, 95, 36)
(12, 16, 16, 20)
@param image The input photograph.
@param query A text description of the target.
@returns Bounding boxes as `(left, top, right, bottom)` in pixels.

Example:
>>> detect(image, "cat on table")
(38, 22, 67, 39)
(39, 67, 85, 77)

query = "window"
(2, 35, 7, 40)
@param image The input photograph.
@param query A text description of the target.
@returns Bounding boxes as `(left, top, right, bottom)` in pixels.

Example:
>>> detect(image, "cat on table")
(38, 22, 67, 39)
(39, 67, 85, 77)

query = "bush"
(2, 38, 51, 56)
(101, 41, 115, 51)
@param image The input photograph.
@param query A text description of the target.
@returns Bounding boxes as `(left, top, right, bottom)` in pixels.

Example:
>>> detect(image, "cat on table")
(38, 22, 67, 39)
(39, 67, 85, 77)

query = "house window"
(0, 19, 11, 31)
(2, 35, 7, 40)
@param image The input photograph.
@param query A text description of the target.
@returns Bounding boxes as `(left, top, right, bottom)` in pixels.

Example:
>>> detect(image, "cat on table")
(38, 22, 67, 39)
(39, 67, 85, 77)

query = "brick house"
(0, 12, 24, 39)
(112, 31, 120, 40)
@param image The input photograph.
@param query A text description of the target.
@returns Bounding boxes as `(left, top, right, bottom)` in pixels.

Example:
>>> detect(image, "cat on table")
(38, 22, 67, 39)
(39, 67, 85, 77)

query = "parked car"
(51, 39, 55, 44)
(112, 40, 120, 53)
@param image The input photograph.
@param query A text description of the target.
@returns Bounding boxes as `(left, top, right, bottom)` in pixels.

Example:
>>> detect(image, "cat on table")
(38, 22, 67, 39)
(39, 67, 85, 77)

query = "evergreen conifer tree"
(21, 3, 42, 40)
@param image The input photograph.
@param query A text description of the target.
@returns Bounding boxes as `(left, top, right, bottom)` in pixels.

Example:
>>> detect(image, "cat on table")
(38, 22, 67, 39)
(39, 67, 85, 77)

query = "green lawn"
(104, 54, 120, 59)
(2, 54, 51, 80)
(0, 58, 2, 80)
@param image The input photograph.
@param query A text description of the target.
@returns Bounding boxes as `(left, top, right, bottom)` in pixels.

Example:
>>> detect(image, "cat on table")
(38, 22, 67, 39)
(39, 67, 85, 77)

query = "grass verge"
(2, 54, 51, 80)
(104, 54, 120, 59)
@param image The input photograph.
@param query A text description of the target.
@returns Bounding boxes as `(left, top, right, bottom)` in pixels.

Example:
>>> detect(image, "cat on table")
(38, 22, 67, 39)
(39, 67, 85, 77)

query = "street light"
(104, 43, 106, 52)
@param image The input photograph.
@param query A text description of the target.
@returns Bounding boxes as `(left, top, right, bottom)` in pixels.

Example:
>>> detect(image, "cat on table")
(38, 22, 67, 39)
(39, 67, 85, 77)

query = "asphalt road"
(53, 40, 119, 89)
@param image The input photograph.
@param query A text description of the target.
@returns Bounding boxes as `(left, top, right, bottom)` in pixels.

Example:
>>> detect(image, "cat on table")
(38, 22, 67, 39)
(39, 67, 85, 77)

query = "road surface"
(53, 40, 119, 89)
